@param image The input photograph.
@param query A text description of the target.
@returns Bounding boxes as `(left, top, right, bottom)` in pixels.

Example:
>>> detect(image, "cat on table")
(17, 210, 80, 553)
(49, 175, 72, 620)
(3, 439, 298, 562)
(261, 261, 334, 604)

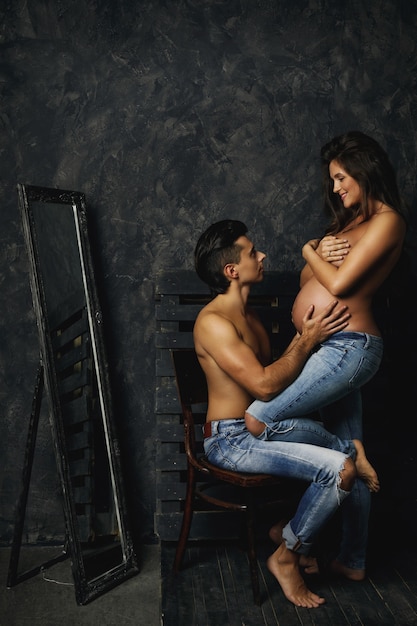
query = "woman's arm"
(300, 236, 350, 287)
(302, 212, 405, 297)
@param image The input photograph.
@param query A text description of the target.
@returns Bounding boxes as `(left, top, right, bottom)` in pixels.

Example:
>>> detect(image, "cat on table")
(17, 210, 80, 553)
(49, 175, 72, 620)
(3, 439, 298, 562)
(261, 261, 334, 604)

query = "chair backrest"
(171, 349, 208, 463)
(171, 349, 207, 405)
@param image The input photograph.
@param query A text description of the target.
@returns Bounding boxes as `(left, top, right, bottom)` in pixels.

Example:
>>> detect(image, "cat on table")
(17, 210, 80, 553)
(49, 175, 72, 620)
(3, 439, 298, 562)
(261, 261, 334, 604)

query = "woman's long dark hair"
(320, 131, 406, 234)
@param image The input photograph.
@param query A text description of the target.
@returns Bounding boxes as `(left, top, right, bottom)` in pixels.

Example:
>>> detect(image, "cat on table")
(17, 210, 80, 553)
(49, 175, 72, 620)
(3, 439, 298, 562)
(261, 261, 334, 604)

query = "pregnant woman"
(245, 130, 407, 580)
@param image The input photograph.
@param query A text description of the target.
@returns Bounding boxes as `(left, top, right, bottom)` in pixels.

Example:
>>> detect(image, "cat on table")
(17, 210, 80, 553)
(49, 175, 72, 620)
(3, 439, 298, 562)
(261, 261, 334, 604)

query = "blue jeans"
(246, 333, 383, 427)
(246, 332, 384, 569)
(203, 418, 354, 555)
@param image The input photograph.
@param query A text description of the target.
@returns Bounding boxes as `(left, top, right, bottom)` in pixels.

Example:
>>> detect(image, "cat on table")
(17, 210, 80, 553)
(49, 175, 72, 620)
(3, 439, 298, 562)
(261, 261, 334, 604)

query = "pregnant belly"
(291, 279, 337, 333)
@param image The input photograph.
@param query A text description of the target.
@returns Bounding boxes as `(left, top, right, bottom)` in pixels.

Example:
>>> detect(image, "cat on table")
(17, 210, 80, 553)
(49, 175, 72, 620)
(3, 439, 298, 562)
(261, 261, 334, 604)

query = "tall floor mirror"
(8, 184, 139, 604)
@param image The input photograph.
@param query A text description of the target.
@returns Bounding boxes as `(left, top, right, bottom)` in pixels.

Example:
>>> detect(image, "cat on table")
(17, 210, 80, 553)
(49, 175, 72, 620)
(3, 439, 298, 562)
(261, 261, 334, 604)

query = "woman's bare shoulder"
(370, 208, 406, 234)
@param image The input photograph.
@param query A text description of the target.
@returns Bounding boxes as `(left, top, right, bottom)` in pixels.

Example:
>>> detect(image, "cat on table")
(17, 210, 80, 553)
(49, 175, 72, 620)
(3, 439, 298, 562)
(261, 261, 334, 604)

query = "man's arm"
(195, 300, 350, 402)
(258, 301, 349, 400)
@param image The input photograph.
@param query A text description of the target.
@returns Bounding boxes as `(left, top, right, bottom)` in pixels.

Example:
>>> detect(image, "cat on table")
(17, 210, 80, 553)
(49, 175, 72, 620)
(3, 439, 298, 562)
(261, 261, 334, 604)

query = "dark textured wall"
(1, 0, 417, 546)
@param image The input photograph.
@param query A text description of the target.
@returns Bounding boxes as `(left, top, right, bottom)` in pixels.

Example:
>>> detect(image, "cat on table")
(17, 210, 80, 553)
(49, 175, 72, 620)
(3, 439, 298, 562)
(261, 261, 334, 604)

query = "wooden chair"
(171, 348, 304, 606)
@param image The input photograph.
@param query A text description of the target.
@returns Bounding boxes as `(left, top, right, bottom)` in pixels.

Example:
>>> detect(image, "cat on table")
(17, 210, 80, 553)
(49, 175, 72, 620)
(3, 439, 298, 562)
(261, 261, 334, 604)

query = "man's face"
(233, 235, 266, 284)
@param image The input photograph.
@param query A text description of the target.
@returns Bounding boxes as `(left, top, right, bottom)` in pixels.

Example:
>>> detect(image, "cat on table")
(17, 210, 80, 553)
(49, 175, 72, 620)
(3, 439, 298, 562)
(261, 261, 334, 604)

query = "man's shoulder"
(195, 301, 237, 337)
(196, 302, 223, 324)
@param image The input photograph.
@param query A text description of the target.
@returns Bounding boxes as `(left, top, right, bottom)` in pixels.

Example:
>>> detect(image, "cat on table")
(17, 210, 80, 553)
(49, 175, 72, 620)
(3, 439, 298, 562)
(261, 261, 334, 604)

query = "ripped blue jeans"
(246, 332, 384, 569)
(203, 418, 354, 555)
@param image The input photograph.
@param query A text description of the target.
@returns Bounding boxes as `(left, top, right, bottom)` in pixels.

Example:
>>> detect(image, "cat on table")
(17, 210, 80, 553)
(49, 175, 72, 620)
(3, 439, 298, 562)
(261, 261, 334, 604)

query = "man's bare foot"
(269, 521, 320, 574)
(330, 559, 365, 581)
(353, 439, 380, 492)
(267, 543, 325, 608)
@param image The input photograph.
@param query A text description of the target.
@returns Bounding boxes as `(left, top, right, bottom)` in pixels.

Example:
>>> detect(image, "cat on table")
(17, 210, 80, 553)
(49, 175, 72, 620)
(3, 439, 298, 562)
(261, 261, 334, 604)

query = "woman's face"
(329, 160, 362, 208)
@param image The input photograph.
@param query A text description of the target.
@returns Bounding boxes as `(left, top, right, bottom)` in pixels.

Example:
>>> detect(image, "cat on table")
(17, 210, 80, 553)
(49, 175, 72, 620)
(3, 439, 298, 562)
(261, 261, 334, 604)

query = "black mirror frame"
(11, 184, 139, 604)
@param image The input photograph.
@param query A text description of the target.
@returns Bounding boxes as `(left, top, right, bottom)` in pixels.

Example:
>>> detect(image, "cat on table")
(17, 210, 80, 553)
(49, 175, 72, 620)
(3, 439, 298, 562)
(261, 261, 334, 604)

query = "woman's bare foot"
(269, 521, 319, 574)
(353, 439, 380, 492)
(330, 559, 365, 581)
(267, 543, 325, 608)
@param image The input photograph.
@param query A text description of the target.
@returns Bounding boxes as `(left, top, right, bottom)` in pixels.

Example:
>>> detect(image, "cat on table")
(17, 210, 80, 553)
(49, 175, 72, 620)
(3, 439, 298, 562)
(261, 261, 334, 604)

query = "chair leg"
(173, 462, 196, 572)
(245, 492, 261, 606)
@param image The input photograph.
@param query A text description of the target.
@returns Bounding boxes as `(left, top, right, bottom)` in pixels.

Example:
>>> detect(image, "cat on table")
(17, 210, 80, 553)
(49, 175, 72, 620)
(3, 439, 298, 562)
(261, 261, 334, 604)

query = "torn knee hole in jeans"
(338, 457, 355, 492)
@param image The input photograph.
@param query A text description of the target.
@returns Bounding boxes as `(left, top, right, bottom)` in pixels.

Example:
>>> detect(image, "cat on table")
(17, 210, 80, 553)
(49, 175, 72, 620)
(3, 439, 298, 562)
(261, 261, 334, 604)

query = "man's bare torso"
(193, 298, 270, 421)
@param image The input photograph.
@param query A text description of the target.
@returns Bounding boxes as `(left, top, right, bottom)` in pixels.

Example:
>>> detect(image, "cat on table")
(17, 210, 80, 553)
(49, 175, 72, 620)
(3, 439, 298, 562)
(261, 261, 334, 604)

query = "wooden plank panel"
(156, 301, 204, 322)
(155, 269, 299, 296)
(57, 368, 90, 395)
(155, 270, 210, 295)
(155, 386, 180, 414)
(156, 452, 187, 472)
(50, 315, 88, 347)
(156, 419, 183, 442)
(53, 342, 89, 372)
(155, 333, 195, 350)
(65, 430, 90, 452)
(61, 394, 89, 424)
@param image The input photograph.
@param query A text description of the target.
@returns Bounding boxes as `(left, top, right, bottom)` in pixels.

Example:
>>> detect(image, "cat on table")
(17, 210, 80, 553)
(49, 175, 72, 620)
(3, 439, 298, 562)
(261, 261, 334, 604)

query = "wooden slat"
(72, 484, 93, 504)
(156, 418, 183, 442)
(51, 316, 88, 348)
(156, 451, 188, 472)
(65, 430, 91, 452)
(155, 332, 196, 350)
(57, 368, 90, 396)
(156, 482, 186, 501)
(69, 458, 91, 476)
(61, 394, 89, 425)
(53, 342, 89, 372)
(156, 301, 204, 322)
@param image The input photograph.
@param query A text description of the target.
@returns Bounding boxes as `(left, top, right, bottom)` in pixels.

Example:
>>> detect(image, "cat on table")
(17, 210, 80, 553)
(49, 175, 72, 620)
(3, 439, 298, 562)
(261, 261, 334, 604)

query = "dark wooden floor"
(161, 538, 417, 626)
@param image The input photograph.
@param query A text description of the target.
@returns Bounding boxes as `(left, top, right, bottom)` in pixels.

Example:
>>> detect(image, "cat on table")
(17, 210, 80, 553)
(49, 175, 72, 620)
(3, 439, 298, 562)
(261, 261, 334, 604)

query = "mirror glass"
(12, 184, 139, 604)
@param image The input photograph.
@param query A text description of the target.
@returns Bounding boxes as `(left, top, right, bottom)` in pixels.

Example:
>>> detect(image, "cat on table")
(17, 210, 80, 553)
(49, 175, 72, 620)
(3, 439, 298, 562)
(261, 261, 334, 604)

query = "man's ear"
(224, 263, 238, 279)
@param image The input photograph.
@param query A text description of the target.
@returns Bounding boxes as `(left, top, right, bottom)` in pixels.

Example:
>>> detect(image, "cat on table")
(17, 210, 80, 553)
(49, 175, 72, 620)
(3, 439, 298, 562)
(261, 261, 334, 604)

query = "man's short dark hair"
(194, 220, 248, 295)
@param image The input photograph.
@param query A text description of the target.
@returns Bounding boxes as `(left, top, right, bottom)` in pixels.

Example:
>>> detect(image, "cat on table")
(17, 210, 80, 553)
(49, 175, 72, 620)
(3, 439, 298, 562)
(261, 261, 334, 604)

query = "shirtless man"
(193, 219, 372, 608)
(244, 131, 407, 581)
